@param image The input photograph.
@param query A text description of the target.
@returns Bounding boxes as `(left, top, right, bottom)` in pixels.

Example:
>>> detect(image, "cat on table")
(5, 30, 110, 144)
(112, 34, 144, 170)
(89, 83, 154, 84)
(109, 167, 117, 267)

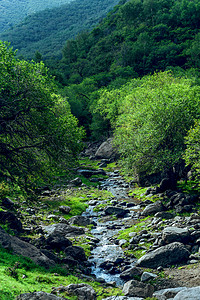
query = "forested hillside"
(55, 0, 200, 85)
(0, 0, 73, 33)
(48, 0, 200, 181)
(0, 0, 120, 59)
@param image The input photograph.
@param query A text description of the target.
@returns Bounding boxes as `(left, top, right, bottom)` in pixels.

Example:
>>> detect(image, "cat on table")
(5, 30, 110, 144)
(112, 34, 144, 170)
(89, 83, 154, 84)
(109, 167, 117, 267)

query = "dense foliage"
(0, 0, 119, 59)
(1, 0, 200, 182)
(53, 0, 200, 85)
(0, 0, 73, 33)
(94, 72, 200, 175)
(184, 120, 200, 174)
(0, 41, 84, 188)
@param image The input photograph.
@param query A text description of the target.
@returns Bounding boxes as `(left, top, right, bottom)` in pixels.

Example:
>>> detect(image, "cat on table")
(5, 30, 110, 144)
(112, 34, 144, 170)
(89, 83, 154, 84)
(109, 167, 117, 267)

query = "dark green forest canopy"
(0, 41, 84, 187)
(56, 0, 200, 86)
(0, 0, 73, 33)
(0, 0, 120, 59)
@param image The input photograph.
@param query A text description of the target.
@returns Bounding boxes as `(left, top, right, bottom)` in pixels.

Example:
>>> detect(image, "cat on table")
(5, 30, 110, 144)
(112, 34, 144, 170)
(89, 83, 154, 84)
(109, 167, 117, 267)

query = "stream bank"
(0, 149, 200, 299)
(77, 157, 200, 299)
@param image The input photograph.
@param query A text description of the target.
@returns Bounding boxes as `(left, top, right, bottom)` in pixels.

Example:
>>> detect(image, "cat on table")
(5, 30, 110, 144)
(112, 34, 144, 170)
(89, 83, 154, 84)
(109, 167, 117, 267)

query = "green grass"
(0, 246, 123, 299)
(128, 186, 148, 199)
(116, 217, 153, 259)
(103, 162, 117, 172)
(117, 217, 151, 241)
(42, 186, 113, 219)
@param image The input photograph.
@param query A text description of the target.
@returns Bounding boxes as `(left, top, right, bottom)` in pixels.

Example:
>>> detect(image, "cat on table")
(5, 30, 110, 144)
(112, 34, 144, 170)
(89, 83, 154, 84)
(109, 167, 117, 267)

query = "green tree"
(184, 120, 200, 174)
(0, 41, 84, 187)
(94, 72, 200, 175)
(114, 72, 200, 175)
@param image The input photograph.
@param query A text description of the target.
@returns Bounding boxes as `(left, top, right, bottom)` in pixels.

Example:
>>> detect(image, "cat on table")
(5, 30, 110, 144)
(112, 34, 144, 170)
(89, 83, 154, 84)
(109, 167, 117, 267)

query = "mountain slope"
(56, 0, 200, 85)
(0, 0, 74, 33)
(0, 0, 120, 59)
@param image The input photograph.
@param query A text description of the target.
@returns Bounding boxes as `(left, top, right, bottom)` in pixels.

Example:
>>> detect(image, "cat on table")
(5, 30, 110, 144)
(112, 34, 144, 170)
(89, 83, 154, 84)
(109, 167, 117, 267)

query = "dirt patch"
(164, 262, 200, 288)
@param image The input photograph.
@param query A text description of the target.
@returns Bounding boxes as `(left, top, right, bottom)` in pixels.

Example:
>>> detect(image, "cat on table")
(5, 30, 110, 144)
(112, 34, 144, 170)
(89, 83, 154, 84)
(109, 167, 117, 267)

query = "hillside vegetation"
(54, 0, 200, 85)
(0, 1, 200, 298)
(0, 41, 84, 190)
(0, 0, 120, 59)
(0, 0, 73, 33)
(47, 0, 200, 181)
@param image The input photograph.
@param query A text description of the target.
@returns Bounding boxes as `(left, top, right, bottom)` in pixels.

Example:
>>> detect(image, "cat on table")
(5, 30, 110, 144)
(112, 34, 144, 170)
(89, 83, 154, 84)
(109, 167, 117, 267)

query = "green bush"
(184, 119, 200, 176)
(95, 72, 200, 176)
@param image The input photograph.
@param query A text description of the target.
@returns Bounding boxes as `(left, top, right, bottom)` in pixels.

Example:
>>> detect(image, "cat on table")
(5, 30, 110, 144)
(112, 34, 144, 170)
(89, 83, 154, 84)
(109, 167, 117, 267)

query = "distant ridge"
(0, 0, 120, 59)
(0, 0, 74, 33)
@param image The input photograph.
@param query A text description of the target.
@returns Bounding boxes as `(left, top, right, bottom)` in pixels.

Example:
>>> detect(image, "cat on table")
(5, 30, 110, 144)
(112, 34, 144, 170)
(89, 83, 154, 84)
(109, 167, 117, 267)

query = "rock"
(0, 226, 55, 268)
(59, 206, 71, 214)
(40, 249, 61, 264)
(174, 286, 200, 299)
(142, 201, 165, 216)
(0, 210, 23, 232)
(46, 235, 72, 251)
(119, 239, 127, 246)
(70, 177, 82, 186)
(102, 297, 144, 300)
(122, 279, 154, 298)
(77, 169, 106, 178)
(99, 261, 113, 270)
(153, 287, 187, 299)
(141, 272, 157, 282)
(16, 292, 66, 300)
(64, 246, 87, 261)
(104, 206, 129, 217)
(136, 242, 190, 268)
(1, 197, 15, 208)
(154, 212, 175, 219)
(68, 215, 91, 226)
(159, 177, 177, 192)
(95, 138, 116, 159)
(120, 267, 143, 281)
(43, 223, 85, 237)
(162, 227, 191, 244)
(66, 283, 97, 300)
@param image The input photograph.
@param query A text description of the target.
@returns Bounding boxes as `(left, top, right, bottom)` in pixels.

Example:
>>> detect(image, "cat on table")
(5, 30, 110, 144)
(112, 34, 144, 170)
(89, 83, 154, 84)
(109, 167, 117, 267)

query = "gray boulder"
(16, 292, 66, 300)
(141, 272, 157, 282)
(0, 226, 55, 268)
(162, 227, 191, 244)
(95, 138, 116, 159)
(153, 287, 187, 299)
(77, 169, 106, 178)
(70, 177, 82, 186)
(58, 206, 71, 214)
(68, 215, 91, 226)
(46, 235, 72, 251)
(64, 246, 87, 261)
(142, 201, 165, 216)
(66, 283, 97, 300)
(120, 267, 143, 281)
(0, 211, 23, 232)
(136, 242, 190, 268)
(159, 177, 177, 192)
(43, 223, 85, 237)
(174, 286, 200, 299)
(154, 212, 175, 219)
(102, 297, 144, 300)
(104, 206, 129, 218)
(122, 280, 154, 298)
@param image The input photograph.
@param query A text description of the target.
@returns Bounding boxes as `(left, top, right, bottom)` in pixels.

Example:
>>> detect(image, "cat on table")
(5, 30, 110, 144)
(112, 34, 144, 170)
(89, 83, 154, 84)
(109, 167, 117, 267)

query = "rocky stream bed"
(1, 152, 200, 299)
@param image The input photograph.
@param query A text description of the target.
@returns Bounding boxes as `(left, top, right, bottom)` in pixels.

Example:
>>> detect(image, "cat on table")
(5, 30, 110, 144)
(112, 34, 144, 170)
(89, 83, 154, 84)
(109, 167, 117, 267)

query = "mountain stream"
(82, 171, 141, 286)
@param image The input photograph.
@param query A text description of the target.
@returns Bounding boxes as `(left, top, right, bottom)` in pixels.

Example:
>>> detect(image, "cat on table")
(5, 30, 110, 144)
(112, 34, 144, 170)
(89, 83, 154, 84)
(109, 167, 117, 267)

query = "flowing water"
(83, 171, 138, 286)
